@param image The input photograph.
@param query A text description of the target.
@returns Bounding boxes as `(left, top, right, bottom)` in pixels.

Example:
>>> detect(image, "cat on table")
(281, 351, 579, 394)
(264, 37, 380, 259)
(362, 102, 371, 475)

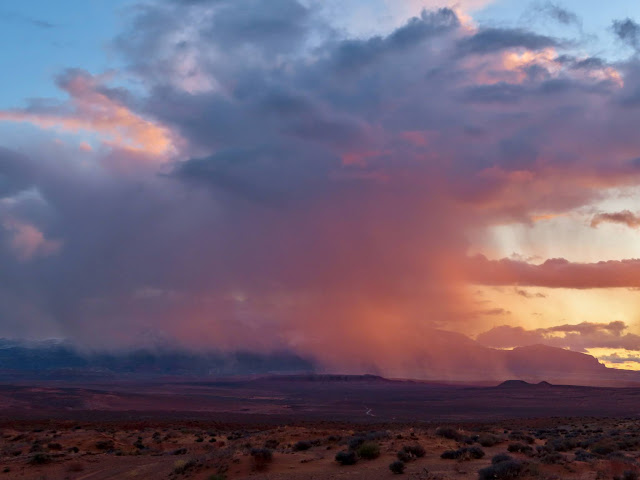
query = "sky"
(2, 0, 640, 376)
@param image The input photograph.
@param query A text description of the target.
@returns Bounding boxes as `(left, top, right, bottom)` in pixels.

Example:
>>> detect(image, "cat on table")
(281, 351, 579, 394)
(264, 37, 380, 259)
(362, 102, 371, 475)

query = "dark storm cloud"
(0, 147, 34, 198)
(456, 28, 558, 56)
(3, 0, 640, 376)
(330, 8, 459, 71)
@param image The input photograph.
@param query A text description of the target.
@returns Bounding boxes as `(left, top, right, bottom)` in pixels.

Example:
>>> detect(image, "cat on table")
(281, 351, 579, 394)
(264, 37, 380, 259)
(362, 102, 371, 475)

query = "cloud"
(477, 321, 640, 352)
(537, 2, 580, 27)
(456, 28, 559, 56)
(466, 255, 640, 289)
(2, 0, 640, 375)
(1, 217, 62, 261)
(600, 352, 640, 364)
(514, 288, 546, 299)
(0, 147, 33, 198)
(591, 210, 640, 229)
(612, 18, 640, 51)
(0, 70, 174, 159)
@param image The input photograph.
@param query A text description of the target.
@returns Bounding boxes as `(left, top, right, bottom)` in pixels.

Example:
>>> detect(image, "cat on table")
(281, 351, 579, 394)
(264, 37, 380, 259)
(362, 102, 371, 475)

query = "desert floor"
(1, 417, 639, 479)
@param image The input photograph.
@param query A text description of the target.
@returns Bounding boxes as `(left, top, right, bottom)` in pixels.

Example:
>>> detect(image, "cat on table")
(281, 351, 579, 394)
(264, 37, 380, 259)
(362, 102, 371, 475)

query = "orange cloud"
(2, 218, 62, 261)
(0, 71, 174, 158)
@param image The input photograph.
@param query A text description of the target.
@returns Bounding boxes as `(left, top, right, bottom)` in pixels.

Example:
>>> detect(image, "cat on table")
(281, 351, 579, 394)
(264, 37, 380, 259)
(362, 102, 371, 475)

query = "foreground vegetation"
(2, 417, 640, 478)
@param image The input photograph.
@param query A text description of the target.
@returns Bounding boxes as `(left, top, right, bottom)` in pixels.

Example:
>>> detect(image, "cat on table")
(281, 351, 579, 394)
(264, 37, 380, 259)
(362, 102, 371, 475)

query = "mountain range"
(0, 331, 636, 386)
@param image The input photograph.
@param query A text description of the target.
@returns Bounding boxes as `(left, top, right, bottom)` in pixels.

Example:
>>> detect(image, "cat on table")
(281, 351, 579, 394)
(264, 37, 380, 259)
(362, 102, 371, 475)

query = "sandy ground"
(0, 419, 638, 479)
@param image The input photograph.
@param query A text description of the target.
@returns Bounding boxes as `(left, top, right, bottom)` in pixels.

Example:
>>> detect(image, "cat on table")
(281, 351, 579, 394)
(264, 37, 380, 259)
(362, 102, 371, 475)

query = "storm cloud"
(2, 1, 640, 376)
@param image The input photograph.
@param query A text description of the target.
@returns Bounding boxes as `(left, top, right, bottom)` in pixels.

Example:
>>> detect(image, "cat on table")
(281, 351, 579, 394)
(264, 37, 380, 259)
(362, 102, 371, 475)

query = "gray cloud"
(477, 321, 640, 352)
(456, 28, 559, 56)
(591, 210, 640, 229)
(2, 1, 640, 375)
(538, 2, 580, 26)
(612, 18, 640, 51)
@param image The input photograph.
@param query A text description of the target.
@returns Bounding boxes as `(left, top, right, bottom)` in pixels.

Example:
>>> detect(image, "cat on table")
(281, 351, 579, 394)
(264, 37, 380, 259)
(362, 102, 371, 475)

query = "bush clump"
(574, 449, 594, 462)
(397, 449, 413, 462)
(539, 452, 566, 465)
(478, 434, 503, 447)
(403, 444, 426, 458)
(436, 427, 464, 441)
(293, 440, 312, 451)
(95, 440, 115, 451)
(357, 442, 380, 460)
(173, 459, 198, 474)
(492, 453, 514, 464)
(390, 460, 406, 474)
(507, 443, 534, 455)
(508, 432, 535, 444)
(28, 453, 51, 465)
(264, 439, 279, 449)
(250, 448, 273, 471)
(335, 450, 357, 465)
(478, 460, 523, 480)
(441, 446, 485, 460)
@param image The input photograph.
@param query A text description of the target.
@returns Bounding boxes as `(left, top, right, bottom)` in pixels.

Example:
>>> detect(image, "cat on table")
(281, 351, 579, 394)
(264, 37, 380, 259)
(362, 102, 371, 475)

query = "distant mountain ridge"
(0, 334, 636, 386)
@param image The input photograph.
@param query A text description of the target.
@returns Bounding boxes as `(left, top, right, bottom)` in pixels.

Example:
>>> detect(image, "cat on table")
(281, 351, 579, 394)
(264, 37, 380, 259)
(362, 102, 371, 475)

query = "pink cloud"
(2, 218, 62, 261)
(0, 71, 174, 158)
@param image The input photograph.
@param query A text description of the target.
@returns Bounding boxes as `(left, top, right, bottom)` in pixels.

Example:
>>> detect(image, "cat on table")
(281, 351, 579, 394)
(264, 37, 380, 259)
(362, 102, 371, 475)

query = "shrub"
(478, 434, 503, 447)
(397, 449, 413, 462)
(403, 444, 426, 458)
(441, 450, 459, 460)
(357, 442, 380, 460)
(441, 447, 485, 460)
(478, 460, 523, 480)
(436, 427, 464, 441)
(335, 450, 357, 465)
(548, 438, 577, 452)
(264, 439, 279, 449)
(574, 449, 594, 462)
(95, 440, 115, 451)
(250, 448, 273, 471)
(173, 459, 197, 474)
(293, 440, 312, 451)
(508, 432, 534, 444)
(507, 443, 534, 455)
(590, 441, 616, 456)
(390, 460, 406, 474)
(492, 453, 514, 464)
(466, 447, 486, 459)
(539, 452, 566, 465)
(348, 437, 365, 450)
(28, 453, 51, 465)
